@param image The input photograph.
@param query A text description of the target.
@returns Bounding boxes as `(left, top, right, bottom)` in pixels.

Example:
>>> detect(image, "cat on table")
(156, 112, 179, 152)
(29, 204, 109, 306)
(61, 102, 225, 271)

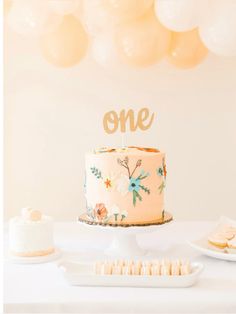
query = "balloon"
(199, 0, 236, 56)
(4, 0, 12, 15)
(82, 0, 153, 36)
(7, 0, 62, 36)
(91, 33, 121, 67)
(49, 0, 82, 15)
(101, 0, 154, 20)
(115, 12, 171, 67)
(155, 0, 202, 32)
(40, 15, 88, 67)
(81, 0, 115, 35)
(167, 29, 208, 69)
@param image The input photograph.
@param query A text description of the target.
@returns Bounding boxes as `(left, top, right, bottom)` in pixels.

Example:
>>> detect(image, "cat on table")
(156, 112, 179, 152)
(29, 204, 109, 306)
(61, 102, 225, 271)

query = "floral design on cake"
(90, 167, 117, 191)
(90, 166, 103, 179)
(156, 158, 167, 194)
(117, 156, 150, 206)
(86, 203, 128, 223)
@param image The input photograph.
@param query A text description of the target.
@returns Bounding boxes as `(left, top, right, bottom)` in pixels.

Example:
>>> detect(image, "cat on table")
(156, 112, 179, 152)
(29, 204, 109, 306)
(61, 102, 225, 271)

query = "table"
(4, 221, 236, 313)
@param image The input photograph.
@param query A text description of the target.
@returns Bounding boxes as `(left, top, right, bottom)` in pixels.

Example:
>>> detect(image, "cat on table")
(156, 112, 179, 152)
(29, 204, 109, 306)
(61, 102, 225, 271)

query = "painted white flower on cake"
(110, 204, 120, 221)
(116, 174, 130, 196)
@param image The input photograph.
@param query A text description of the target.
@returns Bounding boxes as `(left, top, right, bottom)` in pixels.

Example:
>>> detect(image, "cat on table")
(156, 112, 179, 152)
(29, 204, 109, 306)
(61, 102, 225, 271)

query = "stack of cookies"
(208, 224, 236, 253)
(94, 259, 191, 276)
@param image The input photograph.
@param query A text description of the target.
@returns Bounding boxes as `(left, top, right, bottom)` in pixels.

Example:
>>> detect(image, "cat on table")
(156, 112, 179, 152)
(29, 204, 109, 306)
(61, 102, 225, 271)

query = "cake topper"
(103, 108, 155, 134)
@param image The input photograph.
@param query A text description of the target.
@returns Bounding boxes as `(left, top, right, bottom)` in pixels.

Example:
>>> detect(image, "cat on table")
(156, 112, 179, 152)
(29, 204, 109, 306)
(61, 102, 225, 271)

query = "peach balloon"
(115, 12, 171, 67)
(7, 0, 62, 37)
(102, 0, 154, 21)
(82, 0, 153, 35)
(40, 15, 88, 67)
(167, 28, 208, 69)
(4, 0, 12, 15)
(49, 0, 82, 15)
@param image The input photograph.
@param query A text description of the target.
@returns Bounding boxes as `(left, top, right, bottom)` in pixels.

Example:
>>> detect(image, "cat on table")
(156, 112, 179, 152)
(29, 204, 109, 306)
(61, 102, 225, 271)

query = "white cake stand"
(78, 212, 173, 257)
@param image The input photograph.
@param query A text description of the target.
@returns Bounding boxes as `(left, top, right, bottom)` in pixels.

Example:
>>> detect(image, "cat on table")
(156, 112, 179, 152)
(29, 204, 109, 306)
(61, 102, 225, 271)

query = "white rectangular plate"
(189, 216, 236, 262)
(58, 260, 203, 288)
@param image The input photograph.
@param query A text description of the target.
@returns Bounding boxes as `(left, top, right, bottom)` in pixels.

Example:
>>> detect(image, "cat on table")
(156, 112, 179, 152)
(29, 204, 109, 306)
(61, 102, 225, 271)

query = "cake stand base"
(78, 212, 173, 257)
(105, 233, 147, 256)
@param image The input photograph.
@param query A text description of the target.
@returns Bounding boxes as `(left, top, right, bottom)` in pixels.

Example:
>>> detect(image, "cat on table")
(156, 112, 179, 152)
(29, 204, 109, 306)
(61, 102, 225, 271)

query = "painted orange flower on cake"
(104, 178, 112, 188)
(90, 167, 118, 191)
(93, 203, 108, 220)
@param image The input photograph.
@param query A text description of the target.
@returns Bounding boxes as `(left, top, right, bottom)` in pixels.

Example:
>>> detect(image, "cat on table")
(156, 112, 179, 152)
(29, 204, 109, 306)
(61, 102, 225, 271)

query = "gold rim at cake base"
(78, 211, 173, 228)
(10, 247, 55, 257)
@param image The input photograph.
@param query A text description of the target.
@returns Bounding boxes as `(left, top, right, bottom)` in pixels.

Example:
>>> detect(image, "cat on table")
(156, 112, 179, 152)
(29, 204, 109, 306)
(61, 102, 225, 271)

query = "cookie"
(208, 233, 228, 248)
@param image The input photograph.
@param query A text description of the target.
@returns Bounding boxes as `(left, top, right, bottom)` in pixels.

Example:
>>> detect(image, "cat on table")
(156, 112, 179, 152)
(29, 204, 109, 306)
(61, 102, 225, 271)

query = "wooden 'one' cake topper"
(103, 108, 155, 134)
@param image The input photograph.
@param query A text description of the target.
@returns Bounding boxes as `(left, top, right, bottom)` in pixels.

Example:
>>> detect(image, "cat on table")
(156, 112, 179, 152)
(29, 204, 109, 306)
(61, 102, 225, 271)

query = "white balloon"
(90, 32, 132, 76)
(7, 0, 62, 36)
(155, 0, 201, 32)
(199, 0, 236, 56)
(81, 0, 116, 36)
(49, 0, 82, 16)
(91, 33, 121, 67)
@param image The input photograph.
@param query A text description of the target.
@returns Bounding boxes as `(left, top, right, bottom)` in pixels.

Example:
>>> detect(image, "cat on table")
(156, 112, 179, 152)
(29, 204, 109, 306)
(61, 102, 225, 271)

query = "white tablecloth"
(4, 221, 236, 313)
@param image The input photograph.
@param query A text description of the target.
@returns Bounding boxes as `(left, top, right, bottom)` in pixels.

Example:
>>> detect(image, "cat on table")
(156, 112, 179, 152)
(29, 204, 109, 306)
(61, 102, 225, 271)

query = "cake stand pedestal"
(78, 212, 173, 257)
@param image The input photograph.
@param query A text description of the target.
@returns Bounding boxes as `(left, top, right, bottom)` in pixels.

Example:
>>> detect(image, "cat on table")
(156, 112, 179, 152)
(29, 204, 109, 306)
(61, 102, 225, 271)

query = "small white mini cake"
(9, 208, 54, 257)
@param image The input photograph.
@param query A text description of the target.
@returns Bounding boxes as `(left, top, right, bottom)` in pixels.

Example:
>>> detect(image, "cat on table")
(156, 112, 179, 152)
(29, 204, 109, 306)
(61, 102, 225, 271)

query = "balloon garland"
(5, 0, 236, 69)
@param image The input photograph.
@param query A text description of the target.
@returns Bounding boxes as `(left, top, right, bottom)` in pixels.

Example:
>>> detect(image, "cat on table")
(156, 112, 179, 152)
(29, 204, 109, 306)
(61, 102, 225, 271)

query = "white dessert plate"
(8, 248, 62, 264)
(58, 260, 203, 288)
(189, 216, 236, 262)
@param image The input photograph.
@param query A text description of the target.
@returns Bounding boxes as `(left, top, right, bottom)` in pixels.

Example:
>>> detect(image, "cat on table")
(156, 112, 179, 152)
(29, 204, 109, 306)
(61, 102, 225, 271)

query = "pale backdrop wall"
(4, 25, 236, 221)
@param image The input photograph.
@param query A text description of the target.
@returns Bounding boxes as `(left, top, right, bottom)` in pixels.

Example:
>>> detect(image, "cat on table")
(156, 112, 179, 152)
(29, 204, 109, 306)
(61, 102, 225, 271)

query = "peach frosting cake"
(9, 208, 54, 257)
(80, 146, 172, 226)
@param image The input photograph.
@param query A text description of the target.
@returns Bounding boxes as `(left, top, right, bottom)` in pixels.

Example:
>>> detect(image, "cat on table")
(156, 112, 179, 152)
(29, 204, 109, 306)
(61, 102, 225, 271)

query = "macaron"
(131, 264, 141, 276)
(28, 210, 42, 221)
(94, 261, 103, 274)
(208, 233, 228, 249)
(122, 265, 132, 275)
(180, 263, 191, 275)
(102, 262, 112, 275)
(140, 266, 151, 276)
(151, 265, 160, 276)
(171, 263, 180, 276)
(160, 265, 170, 276)
(112, 265, 122, 275)
(142, 260, 152, 267)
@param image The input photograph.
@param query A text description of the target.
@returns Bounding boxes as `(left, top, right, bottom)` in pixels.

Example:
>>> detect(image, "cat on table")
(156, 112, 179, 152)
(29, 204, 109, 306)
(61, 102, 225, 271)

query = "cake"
(79, 146, 172, 226)
(9, 208, 55, 257)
